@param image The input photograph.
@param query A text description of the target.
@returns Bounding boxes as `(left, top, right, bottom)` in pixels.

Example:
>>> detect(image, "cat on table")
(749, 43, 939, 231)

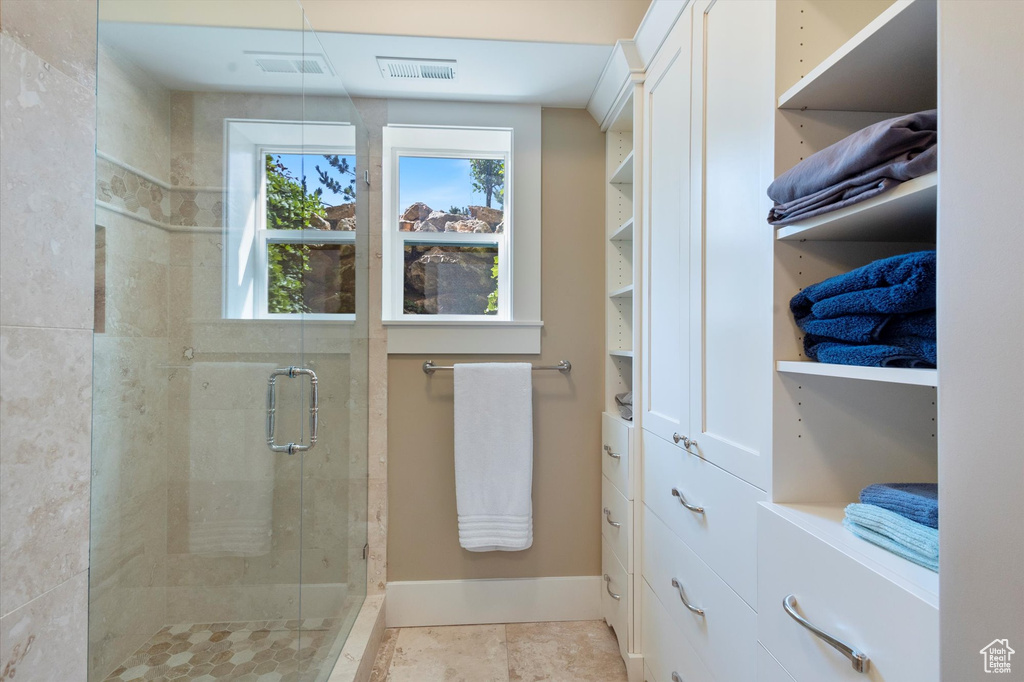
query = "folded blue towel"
(790, 251, 936, 322)
(799, 310, 935, 345)
(860, 483, 938, 529)
(805, 335, 936, 368)
(844, 503, 938, 572)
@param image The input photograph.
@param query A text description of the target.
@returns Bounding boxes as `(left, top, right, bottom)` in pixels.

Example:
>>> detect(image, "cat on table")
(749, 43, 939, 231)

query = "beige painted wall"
(100, 0, 651, 46)
(387, 108, 606, 582)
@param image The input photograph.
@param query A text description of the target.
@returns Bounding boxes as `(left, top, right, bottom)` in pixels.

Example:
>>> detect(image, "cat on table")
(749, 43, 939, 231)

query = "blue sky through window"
(274, 153, 356, 207)
(399, 157, 491, 212)
(273, 153, 499, 214)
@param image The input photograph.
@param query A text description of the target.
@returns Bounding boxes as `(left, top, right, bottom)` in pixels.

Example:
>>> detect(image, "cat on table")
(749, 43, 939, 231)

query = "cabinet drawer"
(758, 644, 797, 682)
(602, 413, 633, 498)
(602, 537, 630, 661)
(602, 475, 632, 572)
(758, 504, 939, 681)
(643, 429, 763, 606)
(643, 509, 756, 682)
(641, 581, 712, 682)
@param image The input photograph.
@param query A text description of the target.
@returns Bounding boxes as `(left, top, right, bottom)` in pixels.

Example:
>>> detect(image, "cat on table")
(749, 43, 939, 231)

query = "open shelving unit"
(609, 150, 635, 185)
(769, 2, 940, 663)
(776, 360, 937, 387)
(777, 0, 936, 113)
(604, 90, 640, 420)
(776, 172, 937, 242)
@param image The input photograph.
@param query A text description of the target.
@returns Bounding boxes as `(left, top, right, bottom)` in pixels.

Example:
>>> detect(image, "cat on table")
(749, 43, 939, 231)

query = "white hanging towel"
(453, 362, 534, 552)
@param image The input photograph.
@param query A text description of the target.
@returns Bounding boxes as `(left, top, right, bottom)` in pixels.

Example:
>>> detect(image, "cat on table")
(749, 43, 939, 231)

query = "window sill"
(383, 320, 543, 354)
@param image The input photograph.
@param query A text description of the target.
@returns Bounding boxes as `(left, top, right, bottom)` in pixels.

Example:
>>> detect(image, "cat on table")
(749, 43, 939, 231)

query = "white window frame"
(223, 119, 357, 321)
(383, 125, 512, 322)
(257, 144, 356, 321)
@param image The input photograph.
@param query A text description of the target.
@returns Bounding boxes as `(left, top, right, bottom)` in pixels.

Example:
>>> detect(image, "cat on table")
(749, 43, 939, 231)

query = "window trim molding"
(380, 101, 543, 354)
(382, 127, 513, 322)
(223, 119, 357, 321)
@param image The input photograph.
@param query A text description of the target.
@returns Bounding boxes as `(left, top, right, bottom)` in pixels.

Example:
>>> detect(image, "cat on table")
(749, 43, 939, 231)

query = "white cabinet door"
(641, 6, 693, 447)
(687, 0, 775, 490)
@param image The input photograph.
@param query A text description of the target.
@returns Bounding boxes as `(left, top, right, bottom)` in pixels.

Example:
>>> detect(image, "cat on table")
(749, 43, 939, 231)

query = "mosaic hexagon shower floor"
(103, 618, 342, 681)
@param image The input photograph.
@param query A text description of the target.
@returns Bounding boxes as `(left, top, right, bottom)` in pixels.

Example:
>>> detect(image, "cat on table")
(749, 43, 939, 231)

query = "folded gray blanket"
(768, 110, 937, 226)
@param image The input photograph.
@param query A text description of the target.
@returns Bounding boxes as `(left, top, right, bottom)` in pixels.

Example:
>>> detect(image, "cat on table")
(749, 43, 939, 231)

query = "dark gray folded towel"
(768, 110, 937, 226)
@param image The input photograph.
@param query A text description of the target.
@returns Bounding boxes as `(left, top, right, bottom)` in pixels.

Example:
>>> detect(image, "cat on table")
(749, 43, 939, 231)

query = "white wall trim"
(385, 576, 602, 628)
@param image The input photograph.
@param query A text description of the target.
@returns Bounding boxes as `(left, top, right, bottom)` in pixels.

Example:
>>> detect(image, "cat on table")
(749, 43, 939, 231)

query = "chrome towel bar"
(422, 359, 572, 374)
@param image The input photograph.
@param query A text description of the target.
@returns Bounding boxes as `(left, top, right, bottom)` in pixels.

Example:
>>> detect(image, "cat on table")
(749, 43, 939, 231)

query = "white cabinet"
(640, 7, 692, 447)
(758, 504, 938, 681)
(642, 0, 773, 492)
(686, 0, 774, 490)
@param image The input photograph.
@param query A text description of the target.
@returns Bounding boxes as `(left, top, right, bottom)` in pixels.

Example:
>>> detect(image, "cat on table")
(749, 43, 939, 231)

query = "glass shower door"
(90, 3, 368, 680)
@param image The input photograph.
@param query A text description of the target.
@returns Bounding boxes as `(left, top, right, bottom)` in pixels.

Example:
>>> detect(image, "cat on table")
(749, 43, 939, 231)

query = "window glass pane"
(398, 156, 505, 234)
(265, 153, 356, 231)
(403, 244, 498, 315)
(268, 242, 356, 315)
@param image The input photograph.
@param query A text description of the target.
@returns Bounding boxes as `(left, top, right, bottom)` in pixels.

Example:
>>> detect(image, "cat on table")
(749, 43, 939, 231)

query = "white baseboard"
(385, 576, 602, 628)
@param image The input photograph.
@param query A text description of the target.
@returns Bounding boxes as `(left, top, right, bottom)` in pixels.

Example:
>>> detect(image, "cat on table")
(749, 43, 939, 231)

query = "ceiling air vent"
(247, 52, 333, 76)
(377, 57, 458, 82)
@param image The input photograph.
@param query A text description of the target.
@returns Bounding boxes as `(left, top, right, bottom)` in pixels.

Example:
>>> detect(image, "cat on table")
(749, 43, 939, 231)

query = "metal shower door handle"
(266, 366, 319, 455)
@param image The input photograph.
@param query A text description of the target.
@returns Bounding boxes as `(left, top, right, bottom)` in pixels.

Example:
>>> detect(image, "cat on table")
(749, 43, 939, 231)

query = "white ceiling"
(98, 22, 612, 107)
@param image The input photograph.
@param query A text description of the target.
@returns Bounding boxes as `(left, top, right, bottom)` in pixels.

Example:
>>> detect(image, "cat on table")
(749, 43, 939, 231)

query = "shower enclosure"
(89, 2, 369, 679)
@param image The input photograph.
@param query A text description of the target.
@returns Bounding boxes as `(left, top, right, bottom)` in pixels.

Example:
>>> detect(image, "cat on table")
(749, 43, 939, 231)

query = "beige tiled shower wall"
(0, 1, 98, 680)
(90, 42, 173, 680)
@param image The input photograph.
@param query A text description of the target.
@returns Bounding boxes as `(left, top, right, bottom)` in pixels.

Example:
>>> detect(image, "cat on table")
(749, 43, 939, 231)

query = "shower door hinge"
(363, 543, 369, 560)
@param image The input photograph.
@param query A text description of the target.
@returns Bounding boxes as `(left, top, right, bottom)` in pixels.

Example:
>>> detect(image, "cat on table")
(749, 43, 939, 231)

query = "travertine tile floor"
(369, 621, 628, 682)
(103, 618, 342, 681)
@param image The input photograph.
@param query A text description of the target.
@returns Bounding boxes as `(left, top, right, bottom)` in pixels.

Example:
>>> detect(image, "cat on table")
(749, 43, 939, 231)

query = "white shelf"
(603, 411, 634, 430)
(776, 173, 937, 242)
(778, 0, 936, 112)
(609, 349, 634, 359)
(777, 360, 937, 387)
(609, 151, 635, 185)
(608, 284, 634, 299)
(610, 217, 634, 242)
(761, 502, 938, 608)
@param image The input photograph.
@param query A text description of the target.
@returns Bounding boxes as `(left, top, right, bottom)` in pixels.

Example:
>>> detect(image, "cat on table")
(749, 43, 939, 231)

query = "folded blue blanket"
(860, 483, 938, 529)
(799, 310, 935, 345)
(791, 251, 936, 322)
(768, 110, 937, 226)
(805, 335, 936, 368)
(844, 503, 938, 572)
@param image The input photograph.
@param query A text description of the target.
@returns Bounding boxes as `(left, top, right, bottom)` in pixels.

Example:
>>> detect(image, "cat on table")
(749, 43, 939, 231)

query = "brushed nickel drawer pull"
(603, 574, 621, 601)
(783, 595, 869, 673)
(671, 487, 705, 514)
(672, 433, 698, 449)
(603, 444, 622, 459)
(671, 578, 705, 616)
(603, 507, 622, 528)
